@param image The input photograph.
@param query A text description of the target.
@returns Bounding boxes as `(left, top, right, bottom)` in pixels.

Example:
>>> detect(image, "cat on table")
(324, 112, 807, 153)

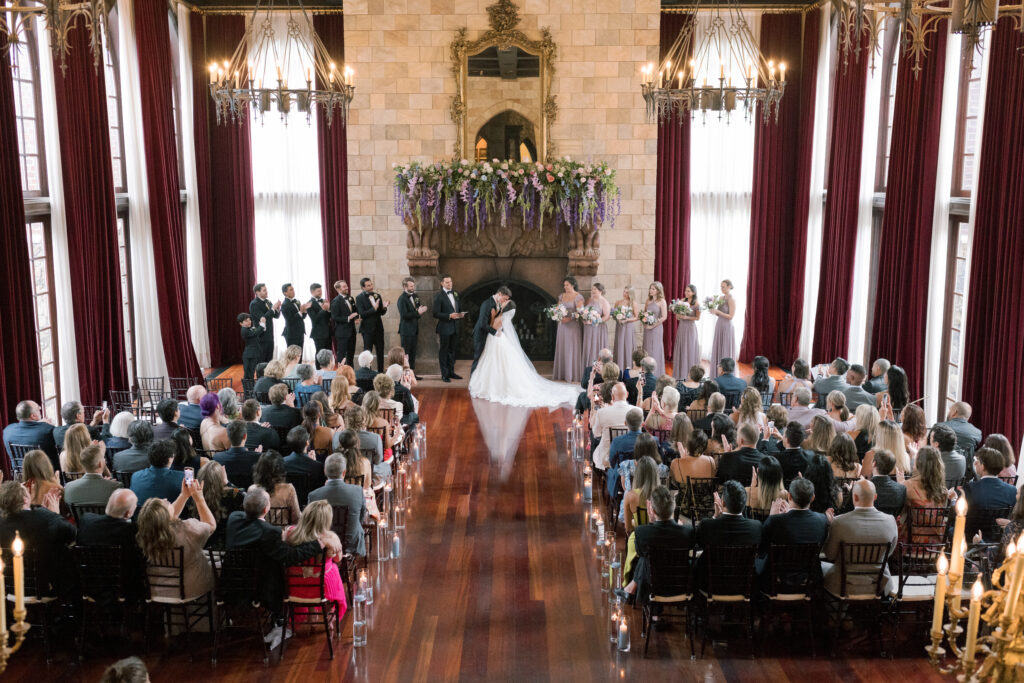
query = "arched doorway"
(455, 279, 557, 360)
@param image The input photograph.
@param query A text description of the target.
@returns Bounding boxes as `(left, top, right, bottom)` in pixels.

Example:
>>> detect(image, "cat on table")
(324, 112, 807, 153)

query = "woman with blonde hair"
(283, 500, 347, 619)
(329, 375, 356, 416)
(863, 419, 910, 474)
(613, 285, 640, 371)
(254, 359, 286, 397)
(645, 385, 680, 431)
(362, 391, 396, 462)
(827, 433, 862, 478)
(747, 455, 789, 512)
(136, 479, 215, 600)
(804, 415, 836, 456)
(848, 404, 880, 460)
(61, 423, 93, 473)
(826, 390, 852, 424)
(21, 450, 62, 506)
(672, 284, 702, 383)
(282, 344, 303, 377)
(197, 460, 243, 542)
(730, 387, 767, 430)
(708, 279, 737, 378)
(310, 390, 339, 429)
(622, 456, 660, 585)
(642, 281, 668, 376)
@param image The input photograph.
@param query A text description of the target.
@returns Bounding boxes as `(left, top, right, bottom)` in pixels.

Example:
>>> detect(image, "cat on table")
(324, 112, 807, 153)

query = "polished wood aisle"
(6, 387, 945, 682)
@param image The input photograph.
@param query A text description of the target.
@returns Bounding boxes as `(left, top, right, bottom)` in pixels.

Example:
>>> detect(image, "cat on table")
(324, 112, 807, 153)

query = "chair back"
(607, 426, 628, 441)
(73, 544, 125, 603)
(109, 390, 137, 417)
(999, 475, 1019, 486)
(742, 506, 771, 523)
(81, 405, 105, 423)
(634, 505, 649, 527)
(686, 476, 718, 523)
(760, 391, 773, 410)
(705, 544, 757, 599)
(60, 471, 86, 486)
(893, 542, 945, 592)
(908, 506, 951, 544)
(321, 378, 333, 395)
(70, 502, 108, 525)
(169, 377, 203, 401)
(267, 506, 294, 527)
(345, 474, 365, 488)
(837, 541, 892, 598)
(360, 448, 378, 465)
(286, 471, 313, 506)
(295, 390, 312, 409)
(114, 470, 134, 488)
(966, 506, 1014, 543)
(368, 425, 388, 443)
(722, 391, 743, 412)
(330, 505, 350, 546)
(649, 428, 671, 444)
(144, 546, 187, 601)
(213, 547, 261, 605)
(240, 378, 256, 401)
(8, 443, 36, 479)
(1, 547, 47, 600)
(135, 376, 165, 395)
(206, 377, 234, 393)
(764, 543, 822, 597)
(379, 407, 397, 425)
(284, 551, 328, 602)
(778, 392, 794, 408)
(646, 545, 694, 600)
(282, 378, 299, 393)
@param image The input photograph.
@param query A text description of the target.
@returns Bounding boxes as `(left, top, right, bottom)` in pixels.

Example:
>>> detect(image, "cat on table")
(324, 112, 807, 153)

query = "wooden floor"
(5, 385, 946, 682)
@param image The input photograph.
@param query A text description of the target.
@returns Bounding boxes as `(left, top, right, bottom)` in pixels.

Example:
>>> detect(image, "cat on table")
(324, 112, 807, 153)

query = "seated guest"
(578, 353, 619, 414)
(215, 420, 260, 485)
(386, 364, 418, 425)
(3, 400, 58, 470)
(862, 420, 910, 475)
(177, 385, 207, 430)
(936, 402, 982, 476)
(151, 398, 181, 441)
(104, 411, 136, 450)
(171, 427, 205, 471)
(775, 421, 813, 481)
(282, 426, 326, 505)
(242, 399, 280, 451)
(218, 388, 241, 422)
(21, 449, 63, 507)
(199, 393, 230, 453)
(61, 423, 95, 473)
(827, 433, 861, 479)
(336, 432, 379, 512)
(717, 423, 763, 487)
(336, 406, 384, 472)
(617, 485, 694, 605)
(618, 436, 668, 512)
(76, 489, 145, 599)
(822, 479, 898, 596)
(644, 385, 679, 431)
(669, 431, 715, 485)
(707, 412, 736, 456)
(316, 349, 338, 380)
(805, 415, 836, 457)
(309, 391, 340, 430)
(756, 405, 789, 455)
(688, 379, 719, 413)
(307, 453, 367, 556)
(355, 351, 377, 393)
(197, 460, 243, 544)
(747, 355, 775, 398)
(136, 480, 215, 600)
(253, 451, 301, 527)
(813, 357, 850, 409)
(806, 454, 844, 514)
(0, 481, 75, 598)
(964, 447, 1018, 539)
(984, 433, 1017, 478)
(130, 441, 186, 505)
(659, 412, 694, 463)
(300, 402, 334, 452)
(787, 387, 826, 430)
(281, 345, 303, 378)
(692, 391, 724, 433)
(64, 444, 121, 507)
(776, 359, 813, 397)
(869, 449, 906, 516)
(758, 478, 828, 587)
(53, 400, 106, 448)
(848, 404, 880, 461)
(293, 364, 321, 406)
(363, 391, 398, 477)
(582, 348, 618, 391)
(825, 390, 855, 433)
(715, 357, 748, 404)
(875, 365, 910, 417)
(747, 455, 788, 512)
(844, 365, 876, 411)
(262, 384, 302, 432)
(329, 375, 358, 418)
(386, 346, 418, 388)
(282, 500, 348, 617)
(730, 387, 767, 430)
(639, 375, 675, 414)
(254, 360, 286, 398)
(676, 364, 705, 409)
(904, 446, 951, 543)
(607, 408, 644, 497)
(114, 420, 154, 474)
(374, 373, 407, 433)
(225, 487, 326, 644)
(100, 657, 149, 683)
(694, 480, 762, 587)
(901, 404, 928, 453)
(589, 382, 632, 471)
(930, 423, 965, 485)
(863, 358, 890, 394)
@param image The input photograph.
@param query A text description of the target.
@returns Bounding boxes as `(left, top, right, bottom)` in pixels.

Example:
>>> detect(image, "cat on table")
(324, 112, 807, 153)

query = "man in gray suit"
(307, 453, 367, 557)
(112, 420, 154, 474)
(822, 479, 898, 597)
(813, 357, 850, 409)
(843, 365, 876, 411)
(936, 401, 983, 478)
(64, 444, 122, 507)
(863, 358, 890, 394)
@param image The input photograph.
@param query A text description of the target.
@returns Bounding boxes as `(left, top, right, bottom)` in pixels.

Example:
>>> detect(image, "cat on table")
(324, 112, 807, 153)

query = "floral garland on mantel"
(393, 157, 620, 234)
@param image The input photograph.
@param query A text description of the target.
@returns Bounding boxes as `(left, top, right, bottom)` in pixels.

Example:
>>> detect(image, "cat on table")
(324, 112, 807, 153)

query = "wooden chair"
(825, 541, 893, 657)
(889, 542, 945, 640)
(999, 475, 1019, 487)
(114, 470, 134, 488)
(281, 551, 342, 660)
(608, 426, 629, 442)
(965, 506, 1013, 543)
(209, 546, 270, 665)
(281, 378, 299, 393)
(109, 390, 138, 418)
(379, 407, 397, 425)
(60, 471, 86, 486)
(7, 443, 37, 480)
(721, 391, 743, 412)
(778, 392, 795, 408)
(329, 505, 359, 597)
(742, 506, 771, 523)
(699, 544, 758, 657)
(206, 377, 234, 393)
(81, 405, 105, 423)
(686, 476, 719, 524)
(759, 391, 773, 410)
(648, 427, 671, 444)
(345, 474, 366, 488)
(760, 543, 823, 656)
(70, 502, 109, 525)
(906, 506, 951, 546)
(169, 377, 203, 401)
(143, 546, 217, 663)
(240, 378, 256, 401)
(267, 505, 294, 527)
(642, 545, 695, 657)
(320, 378, 333, 395)
(1, 547, 59, 661)
(72, 544, 129, 660)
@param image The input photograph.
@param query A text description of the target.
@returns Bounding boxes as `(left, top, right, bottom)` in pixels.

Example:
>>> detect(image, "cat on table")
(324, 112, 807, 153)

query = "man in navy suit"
(3, 400, 58, 471)
(177, 385, 206, 430)
(250, 283, 281, 363)
(280, 283, 309, 354)
(355, 277, 389, 372)
(330, 280, 360, 367)
(758, 478, 828, 588)
(214, 420, 261, 487)
(694, 480, 762, 588)
(282, 426, 326, 506)
(607, 408, 644, 498)
(717, 423, 764, 487)
(964, 447, 1018, 541)
(774, 422, 813, 481)
(617, 486, 695, 604)
(715, 358, 747, 410)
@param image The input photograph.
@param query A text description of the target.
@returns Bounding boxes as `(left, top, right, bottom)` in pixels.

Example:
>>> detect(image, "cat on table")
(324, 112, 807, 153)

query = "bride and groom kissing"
(432, 277, 512, 382)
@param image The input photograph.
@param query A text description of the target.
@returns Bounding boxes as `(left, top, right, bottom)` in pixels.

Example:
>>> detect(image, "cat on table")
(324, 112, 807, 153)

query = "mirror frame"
(449, 0, 557, 162)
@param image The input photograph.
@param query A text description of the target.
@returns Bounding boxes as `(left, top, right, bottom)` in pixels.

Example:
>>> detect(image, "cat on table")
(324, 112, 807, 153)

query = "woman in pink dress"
(708, 279, 737, 378)
(284, 500, 348, 623)
(552, 277, 584, 382)
(613, 286, 640, 370)
(671, 284, 701, 381)
(642, 282, 668, 376)
(581, 283, 611, 367)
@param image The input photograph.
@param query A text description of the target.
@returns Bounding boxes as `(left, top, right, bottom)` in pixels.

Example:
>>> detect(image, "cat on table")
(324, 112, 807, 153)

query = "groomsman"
(281, 283, 310, 354)
(331, 280, 359, 366)
(307, 283, 333, 368)
(397, 277, 428, 377)
(249, 283, 281, 362)
(238, 313, 265, 381)
(355, 277, 389, 371)
(432, 274, 465, 383)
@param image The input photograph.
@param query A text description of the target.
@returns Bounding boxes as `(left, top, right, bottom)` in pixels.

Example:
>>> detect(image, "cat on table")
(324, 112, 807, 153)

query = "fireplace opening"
(455, 279, 558, 360)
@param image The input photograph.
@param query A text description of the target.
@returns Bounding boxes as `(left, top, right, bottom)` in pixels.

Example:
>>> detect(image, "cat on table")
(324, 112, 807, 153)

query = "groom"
(471, 285, 512, 373)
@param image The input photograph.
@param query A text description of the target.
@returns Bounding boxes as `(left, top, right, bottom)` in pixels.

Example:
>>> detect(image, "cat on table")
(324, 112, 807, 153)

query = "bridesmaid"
(581, 283, 611, 367)
(613, 285, 639, 370)
(642, 281, 668, 376)
(671, 283, 701, 382)
(708, 279, 737, 377)
(552, 276, 584, 383)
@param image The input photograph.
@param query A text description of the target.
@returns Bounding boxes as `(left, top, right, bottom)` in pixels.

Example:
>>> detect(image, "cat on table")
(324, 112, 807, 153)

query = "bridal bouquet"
(670, 299, 694, 317)
(611, 304, 633, 322)
(703, 295, 725, 311)
(544, 304, 569, 322)
(640, 310, 659, 327)
(580, 307, 603, 326)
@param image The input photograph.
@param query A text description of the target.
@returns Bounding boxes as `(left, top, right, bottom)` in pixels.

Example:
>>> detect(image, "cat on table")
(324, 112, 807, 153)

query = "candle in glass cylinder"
(583, 475, 593, 503)
(617, 618, 630, 652)
(965, 579, 983, 661)
(12, 532, 24, 616)
(932, 554, 948, 634)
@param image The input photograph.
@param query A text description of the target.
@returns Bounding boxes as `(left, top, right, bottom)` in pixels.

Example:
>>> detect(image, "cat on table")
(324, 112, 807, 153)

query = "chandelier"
(640, 6, 785, 125)
(209, 0, 353, 126)
(835, 0, 1024, 77)
(0, 0, 107, 73)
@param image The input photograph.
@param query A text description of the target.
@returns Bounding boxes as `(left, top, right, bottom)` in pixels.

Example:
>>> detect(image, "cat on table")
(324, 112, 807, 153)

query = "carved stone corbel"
(405, 218, 440, 275)
(567, 221, 601, 276)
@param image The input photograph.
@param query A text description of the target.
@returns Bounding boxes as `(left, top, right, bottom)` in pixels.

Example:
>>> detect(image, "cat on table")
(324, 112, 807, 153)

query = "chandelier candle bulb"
(966, 579, 983, 662)
(1008, 535, 1024, 621)
(12, 533, 24, 617)
(950, 497, 967, 578)
(780, 62, 786, 82)
(932, 554, 948, 634)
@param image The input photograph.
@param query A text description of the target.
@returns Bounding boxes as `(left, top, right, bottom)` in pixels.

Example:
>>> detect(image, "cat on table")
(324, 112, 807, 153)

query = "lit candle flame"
(972, 579, 983, 600)
(957, 497, 968, 516)
(12, 535, 23, 556)
(937, 554, 948, 574)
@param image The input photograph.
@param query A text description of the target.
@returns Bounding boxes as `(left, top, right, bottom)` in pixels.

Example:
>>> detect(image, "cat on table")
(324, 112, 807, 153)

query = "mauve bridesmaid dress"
(614, 304, 637, 371)
(672, 309, 701, 381)
(552, 295, 584, 383)
(709, 299, 736, 378)
(581, 301, 609, 368)
(642, 300, 665, 376)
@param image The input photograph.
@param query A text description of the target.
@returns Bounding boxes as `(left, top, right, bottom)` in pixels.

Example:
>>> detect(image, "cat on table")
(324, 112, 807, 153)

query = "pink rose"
(546, 173, 555, 182)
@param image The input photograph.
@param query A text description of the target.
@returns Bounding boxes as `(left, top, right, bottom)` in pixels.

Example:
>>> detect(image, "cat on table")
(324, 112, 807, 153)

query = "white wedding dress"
(469, 308, 582, 408)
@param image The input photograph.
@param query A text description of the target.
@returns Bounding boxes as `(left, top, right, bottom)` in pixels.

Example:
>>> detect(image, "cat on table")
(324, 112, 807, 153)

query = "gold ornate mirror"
(450, 0, 557, 162)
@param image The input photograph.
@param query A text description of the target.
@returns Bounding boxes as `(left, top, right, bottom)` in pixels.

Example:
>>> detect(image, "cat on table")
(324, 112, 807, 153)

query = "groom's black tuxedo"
(433, 288, 461, 380)
(471, 296, 502, 373)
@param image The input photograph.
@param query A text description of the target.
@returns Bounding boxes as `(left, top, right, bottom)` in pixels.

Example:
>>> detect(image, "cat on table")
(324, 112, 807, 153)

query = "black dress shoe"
(450, 373, 463, 380)
(442, 377, 451, 383)
(415, 375, 423, 381)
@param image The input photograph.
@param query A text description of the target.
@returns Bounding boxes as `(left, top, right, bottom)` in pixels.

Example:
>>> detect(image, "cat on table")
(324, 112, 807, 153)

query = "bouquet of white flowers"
(580, 306, 603, 326)
(670, 299, 694, 317)
(611, 304, 633, 322)
(544, 304, 569, 322)
(703, 295, 725, 311)
(640, 309, 658, 327)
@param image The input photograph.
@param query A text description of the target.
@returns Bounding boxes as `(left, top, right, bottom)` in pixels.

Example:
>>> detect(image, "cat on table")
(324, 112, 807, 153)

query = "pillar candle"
(12, 533, 24, 616)
(0, 557, 6, 634)
(1009, 534, 1024, 621)
(932, 554, 948, 634)
(965, 579, 983, 661)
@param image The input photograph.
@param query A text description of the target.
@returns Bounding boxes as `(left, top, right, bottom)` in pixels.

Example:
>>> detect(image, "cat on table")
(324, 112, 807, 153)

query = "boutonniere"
(453, 291, 459, 299)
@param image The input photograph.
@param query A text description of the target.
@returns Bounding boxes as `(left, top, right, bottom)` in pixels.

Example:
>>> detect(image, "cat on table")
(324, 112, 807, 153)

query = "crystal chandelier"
(208, 0, 353, 126)
(640, 6, 785, 125)
(0, 0, 107, 73)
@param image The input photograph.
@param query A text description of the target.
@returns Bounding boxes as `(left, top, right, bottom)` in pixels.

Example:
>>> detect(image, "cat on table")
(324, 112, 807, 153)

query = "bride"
(469, 301, 582, 408)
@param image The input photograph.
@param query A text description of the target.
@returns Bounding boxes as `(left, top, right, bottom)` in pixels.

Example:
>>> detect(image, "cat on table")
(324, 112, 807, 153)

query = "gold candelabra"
(0, 532, 30, 675)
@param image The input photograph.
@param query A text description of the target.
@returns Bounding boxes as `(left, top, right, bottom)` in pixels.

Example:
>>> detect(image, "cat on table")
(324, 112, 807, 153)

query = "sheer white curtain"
(34, 20, 79, 402)
(688, 11, 760, 357)
(249, 13, 324, 361)
(117, 0, 168, 382)
(798, 5, 832, 362)
(177, 3, 211, 369)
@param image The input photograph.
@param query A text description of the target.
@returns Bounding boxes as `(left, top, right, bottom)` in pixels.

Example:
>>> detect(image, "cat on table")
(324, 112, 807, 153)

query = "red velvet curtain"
(655, 12, 692, 362)
(961, 18, 1024, 445)
(810, 31, 871, 364)
(135, 0, 202, 379)
(191, 13, 257, 367)
(314, 13, 351, 284)
(739, 11, 820, 366)
(868, 24, 947, 399)
(53, 15, 129, 404)
(0, 45, 42, 452)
